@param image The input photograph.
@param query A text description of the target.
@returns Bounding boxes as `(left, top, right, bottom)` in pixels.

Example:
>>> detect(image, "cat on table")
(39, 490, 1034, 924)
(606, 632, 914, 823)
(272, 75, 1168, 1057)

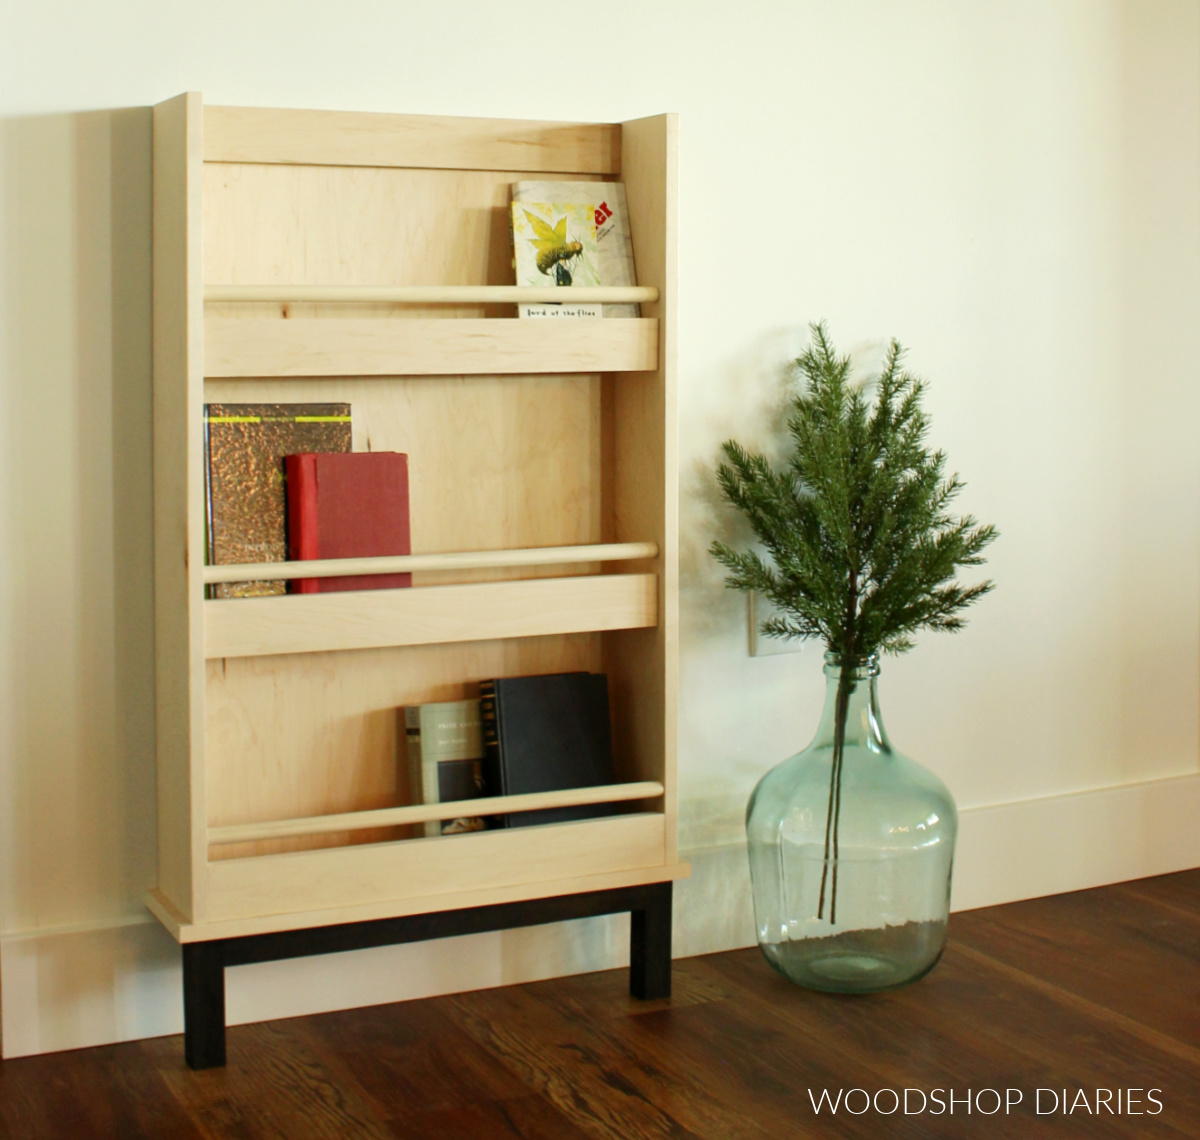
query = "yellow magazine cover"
(511, 202, 602, 317)
(513, 180, 640, 318)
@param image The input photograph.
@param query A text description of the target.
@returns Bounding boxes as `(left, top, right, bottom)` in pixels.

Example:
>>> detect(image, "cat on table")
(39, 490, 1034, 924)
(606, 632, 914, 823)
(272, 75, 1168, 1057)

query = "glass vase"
(746, 652, 957, 993)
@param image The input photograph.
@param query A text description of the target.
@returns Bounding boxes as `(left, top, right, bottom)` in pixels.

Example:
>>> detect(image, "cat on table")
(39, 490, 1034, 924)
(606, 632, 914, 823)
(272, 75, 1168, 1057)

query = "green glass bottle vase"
(746, 653, 957, 993)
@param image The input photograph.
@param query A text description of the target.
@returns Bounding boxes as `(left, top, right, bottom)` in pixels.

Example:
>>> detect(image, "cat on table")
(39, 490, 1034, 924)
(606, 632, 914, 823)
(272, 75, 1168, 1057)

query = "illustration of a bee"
(523, 209, 584, 286)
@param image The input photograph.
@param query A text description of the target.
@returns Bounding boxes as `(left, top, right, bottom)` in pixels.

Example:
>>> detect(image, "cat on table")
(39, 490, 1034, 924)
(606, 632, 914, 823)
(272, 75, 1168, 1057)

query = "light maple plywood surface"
(202, 161, 608, 321)
(147, 861, 691, 942)
(203, 574, 658, 658)
(204, 105, 622, 173)
(203, 542, 658, 585)
(152, 92, 209, 923)
(205, 285, 658, 304)
(204, 372, 604, 583)
(205, 813, 666, 922)
(151, 99, 679, 949)
(602, 114, 679, 854)
(208, 781, 666, 845)
(204, 317, 658, 377)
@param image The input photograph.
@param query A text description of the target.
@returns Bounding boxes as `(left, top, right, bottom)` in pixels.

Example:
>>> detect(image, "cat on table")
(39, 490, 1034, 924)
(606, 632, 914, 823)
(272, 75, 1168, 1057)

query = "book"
(405, 700, 487, 837)
(478, 672, 617, 829)
(285, 451, 412, 593)
(511, 202, 602, 319)
(204, 403, 352, 598)
(512, 181, 639, 319)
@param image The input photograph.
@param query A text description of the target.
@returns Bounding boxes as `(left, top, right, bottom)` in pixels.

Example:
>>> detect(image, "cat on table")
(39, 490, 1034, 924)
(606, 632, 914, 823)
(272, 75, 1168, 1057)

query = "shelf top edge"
(201, 102, 627, 175)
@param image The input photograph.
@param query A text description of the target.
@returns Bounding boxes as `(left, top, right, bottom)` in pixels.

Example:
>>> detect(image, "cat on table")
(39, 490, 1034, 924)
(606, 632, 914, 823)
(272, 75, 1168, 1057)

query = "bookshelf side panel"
(604, 114, 680, 859)
(152, 92, 208, 922)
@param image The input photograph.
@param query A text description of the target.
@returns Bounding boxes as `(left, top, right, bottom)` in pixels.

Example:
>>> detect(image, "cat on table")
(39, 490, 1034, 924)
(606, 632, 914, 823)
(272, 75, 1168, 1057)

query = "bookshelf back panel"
(203, 374, 603, 581)
(203, 162, 608, 320)
(205, 632, 602, 860)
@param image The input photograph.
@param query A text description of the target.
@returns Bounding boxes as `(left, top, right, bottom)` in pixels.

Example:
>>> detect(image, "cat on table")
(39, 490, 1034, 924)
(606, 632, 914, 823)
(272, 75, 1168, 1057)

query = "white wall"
(3, 0, 1199, 1057)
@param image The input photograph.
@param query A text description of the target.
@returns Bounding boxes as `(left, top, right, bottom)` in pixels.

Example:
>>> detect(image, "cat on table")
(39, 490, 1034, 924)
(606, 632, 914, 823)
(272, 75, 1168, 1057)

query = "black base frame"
(181, 880, 674, 1069)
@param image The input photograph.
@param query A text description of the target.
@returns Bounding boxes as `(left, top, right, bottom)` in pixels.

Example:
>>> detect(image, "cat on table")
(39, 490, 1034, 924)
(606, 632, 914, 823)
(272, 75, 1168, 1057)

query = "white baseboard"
(4, 772, 1198, 1059)
(951, 771, 1200, 911)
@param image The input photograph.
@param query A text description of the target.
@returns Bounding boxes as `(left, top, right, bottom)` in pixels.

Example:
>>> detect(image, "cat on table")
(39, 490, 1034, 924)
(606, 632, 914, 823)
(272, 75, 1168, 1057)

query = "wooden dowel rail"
(208, 781, 666, 846)
(204, 285, 659, 304)
(203, 541, 658, 585)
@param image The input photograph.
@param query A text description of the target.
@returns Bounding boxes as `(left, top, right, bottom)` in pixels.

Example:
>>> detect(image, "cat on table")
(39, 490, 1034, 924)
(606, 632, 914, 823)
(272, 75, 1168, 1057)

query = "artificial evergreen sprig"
(711, 322, 996, 922)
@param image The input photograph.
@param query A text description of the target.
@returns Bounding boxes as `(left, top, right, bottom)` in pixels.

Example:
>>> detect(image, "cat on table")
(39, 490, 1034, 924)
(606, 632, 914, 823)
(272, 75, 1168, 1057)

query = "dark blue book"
(479, 672, 617, 828)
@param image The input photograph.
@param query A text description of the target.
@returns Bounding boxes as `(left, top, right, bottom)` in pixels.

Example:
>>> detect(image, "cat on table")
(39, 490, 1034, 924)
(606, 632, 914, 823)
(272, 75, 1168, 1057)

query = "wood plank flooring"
(1, 869, 1197, 1138)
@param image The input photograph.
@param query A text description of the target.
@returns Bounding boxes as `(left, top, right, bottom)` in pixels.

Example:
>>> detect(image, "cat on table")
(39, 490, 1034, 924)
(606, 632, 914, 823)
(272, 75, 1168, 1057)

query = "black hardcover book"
(479, 672, 617, 828)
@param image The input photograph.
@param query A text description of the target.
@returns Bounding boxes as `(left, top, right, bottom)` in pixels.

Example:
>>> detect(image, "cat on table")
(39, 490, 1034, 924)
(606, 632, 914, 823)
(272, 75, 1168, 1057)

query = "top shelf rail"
(205, 285, 659, 305)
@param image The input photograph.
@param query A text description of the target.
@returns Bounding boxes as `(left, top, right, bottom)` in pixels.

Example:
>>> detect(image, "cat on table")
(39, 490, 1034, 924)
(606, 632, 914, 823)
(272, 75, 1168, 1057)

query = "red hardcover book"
(285, 452, 412, 593)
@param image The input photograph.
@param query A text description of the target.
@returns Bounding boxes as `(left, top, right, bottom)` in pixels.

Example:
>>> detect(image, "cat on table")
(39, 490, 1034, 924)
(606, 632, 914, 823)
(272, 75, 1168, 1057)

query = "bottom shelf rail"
(208, 780, 666, 847)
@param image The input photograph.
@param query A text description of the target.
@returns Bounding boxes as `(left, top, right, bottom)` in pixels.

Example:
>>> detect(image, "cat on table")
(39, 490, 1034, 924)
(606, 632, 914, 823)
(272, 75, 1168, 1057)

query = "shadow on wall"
(1, 108, 157, 939)
(673, 328, 889, 856)
(678, 327, 888, 650)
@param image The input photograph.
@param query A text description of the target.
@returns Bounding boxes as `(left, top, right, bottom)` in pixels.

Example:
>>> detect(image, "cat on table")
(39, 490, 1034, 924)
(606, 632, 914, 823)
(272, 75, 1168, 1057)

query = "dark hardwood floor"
(1, 870, 1197, 1138)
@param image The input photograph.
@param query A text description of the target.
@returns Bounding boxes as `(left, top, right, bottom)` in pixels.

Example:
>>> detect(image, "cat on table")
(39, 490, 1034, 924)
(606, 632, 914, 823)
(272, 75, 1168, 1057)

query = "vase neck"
(811, 654, 890, 752)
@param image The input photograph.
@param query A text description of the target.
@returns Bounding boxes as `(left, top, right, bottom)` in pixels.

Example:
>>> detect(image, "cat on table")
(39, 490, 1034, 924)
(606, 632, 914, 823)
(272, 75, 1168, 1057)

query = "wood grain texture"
(202, 160, 604, 312)
(205, 285, 659, 304)
(152, 92, 209, 924)
(205, 371, 605, 587)
(14, 872, 1199, 1138)
(148, 862, 690, 942)
(203, 542, 658, 585)
(205, 813, 667, 923)
(204, 317, 658, 378)
(204, 573, 657, 658)
(951, 878, 1200, 1049)
(204, 105, 622, 172)
(152, 102, 680, 962)
(205, 633, 601, 860)
(208, 781, 665, 845)
(603, 114, 680, 849)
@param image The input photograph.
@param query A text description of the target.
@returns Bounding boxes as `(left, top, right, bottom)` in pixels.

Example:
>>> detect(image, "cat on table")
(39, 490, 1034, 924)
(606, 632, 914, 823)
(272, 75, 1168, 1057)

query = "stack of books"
(408, 672, 617, 834)
(204, 403, 411, 598)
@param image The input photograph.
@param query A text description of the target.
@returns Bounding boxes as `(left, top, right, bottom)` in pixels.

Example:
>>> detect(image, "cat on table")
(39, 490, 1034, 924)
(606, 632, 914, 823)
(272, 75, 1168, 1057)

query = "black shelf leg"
(629, 881, 673, 1000)
(183, 941, 227, 1070)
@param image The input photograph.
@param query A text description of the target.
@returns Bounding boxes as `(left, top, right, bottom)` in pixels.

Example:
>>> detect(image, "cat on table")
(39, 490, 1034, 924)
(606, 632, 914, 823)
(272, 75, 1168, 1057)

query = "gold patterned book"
(204, 403, 352, 598)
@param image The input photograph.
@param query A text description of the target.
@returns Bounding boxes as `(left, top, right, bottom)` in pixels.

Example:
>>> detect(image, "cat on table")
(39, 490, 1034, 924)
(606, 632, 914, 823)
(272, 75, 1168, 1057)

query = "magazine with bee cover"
(511, 202, 602, 319)
(512, 181, 639, 319)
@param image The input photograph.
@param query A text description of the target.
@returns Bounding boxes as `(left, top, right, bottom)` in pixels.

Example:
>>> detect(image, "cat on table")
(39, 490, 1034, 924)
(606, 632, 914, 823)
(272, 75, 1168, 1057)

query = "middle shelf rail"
(208, 781, 666, 846)
(203, 541, 658, 585)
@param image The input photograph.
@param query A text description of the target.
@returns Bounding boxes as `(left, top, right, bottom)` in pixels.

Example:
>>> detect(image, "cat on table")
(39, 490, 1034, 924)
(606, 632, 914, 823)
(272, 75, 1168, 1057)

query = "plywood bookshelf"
(146, 92, 684, 1001)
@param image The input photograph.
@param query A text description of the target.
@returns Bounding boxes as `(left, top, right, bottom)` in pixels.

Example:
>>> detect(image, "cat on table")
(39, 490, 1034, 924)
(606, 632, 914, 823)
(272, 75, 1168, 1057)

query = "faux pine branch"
(711, 323, 996, 922)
